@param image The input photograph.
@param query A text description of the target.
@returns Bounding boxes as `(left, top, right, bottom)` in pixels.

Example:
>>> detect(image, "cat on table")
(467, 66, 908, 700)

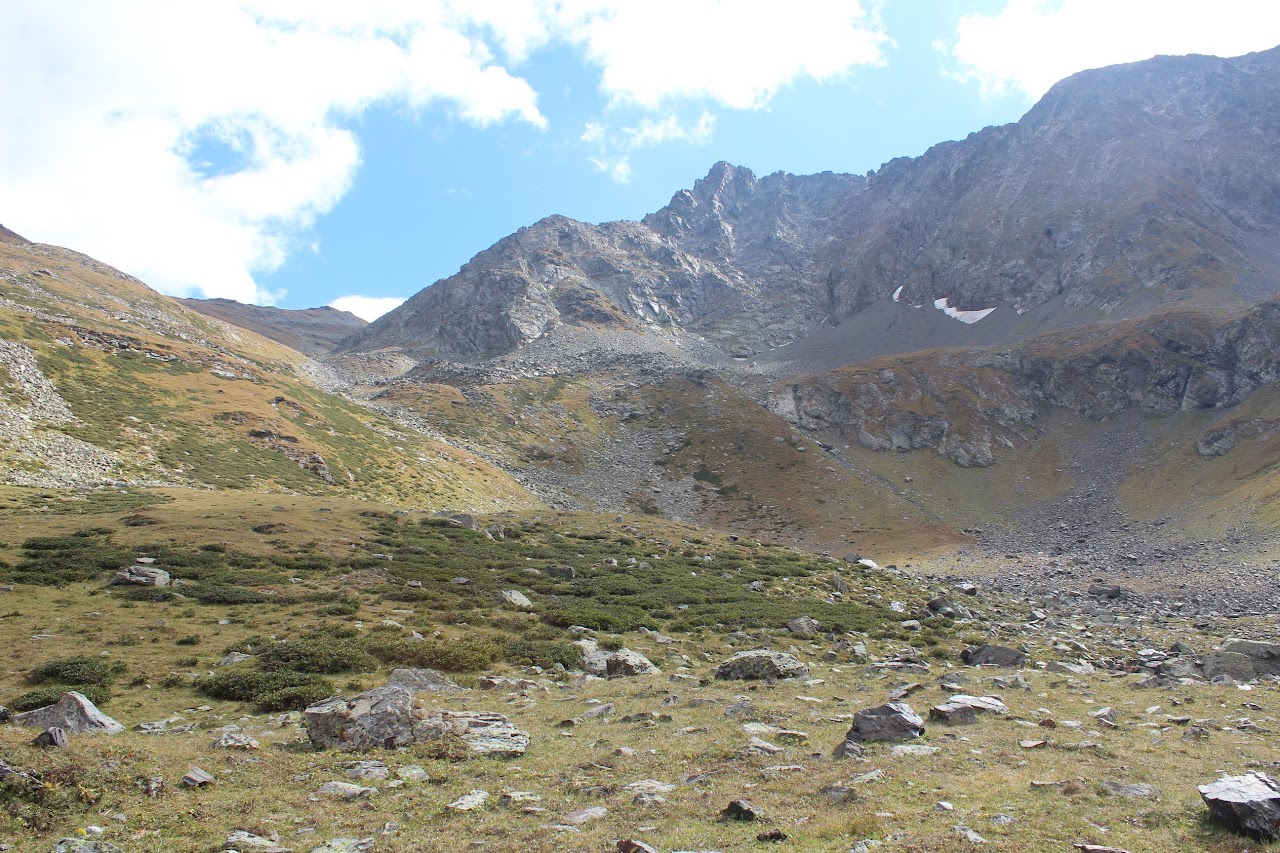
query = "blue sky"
(3, 1, 1279, 320)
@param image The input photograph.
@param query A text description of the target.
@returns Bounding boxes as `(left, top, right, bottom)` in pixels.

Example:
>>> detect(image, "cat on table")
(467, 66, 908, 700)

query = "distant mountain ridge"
(341, 46, 1280, 367)
(181, 298, 366, 357)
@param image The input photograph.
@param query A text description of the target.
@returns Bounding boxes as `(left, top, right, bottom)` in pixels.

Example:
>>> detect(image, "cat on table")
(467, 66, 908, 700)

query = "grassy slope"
(0, 242, 537, 512)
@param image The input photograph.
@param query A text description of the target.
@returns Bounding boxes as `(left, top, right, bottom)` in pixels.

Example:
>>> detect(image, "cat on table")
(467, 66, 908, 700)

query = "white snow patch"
(933, 297, 996, 324)
(892, 285, 904, 303)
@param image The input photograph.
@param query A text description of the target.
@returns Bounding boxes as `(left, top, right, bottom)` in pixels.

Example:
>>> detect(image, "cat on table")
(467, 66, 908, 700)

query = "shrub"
(363, 636, 500, 673)
(193, 585, 273, 605)
(257, 638, 373, 675)
(12, 684, 112, 711)
(29, 656, 125, 687)
(196, 668, 332, 711)
(499, 638, 584, 670)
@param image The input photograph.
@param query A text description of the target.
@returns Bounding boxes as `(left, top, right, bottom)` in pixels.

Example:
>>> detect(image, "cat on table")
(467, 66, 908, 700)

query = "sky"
(3, 2, 1280, 321)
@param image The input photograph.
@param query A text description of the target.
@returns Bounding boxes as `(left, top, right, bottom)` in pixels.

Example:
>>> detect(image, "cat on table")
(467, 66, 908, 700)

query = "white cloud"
(329, 295, 407, 322)
(942, 0, 1280, 100)
(556, 0, 889, 109)
(0, 1, 545, 304)
(583, 111, 717, 183)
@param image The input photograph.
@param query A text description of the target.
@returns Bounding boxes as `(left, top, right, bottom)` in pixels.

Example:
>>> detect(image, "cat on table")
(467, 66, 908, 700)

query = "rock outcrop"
(12, 691, 124, 735)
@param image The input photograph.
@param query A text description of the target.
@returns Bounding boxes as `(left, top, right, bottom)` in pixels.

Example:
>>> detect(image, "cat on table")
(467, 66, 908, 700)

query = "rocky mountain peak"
(0, 223, 28, 245)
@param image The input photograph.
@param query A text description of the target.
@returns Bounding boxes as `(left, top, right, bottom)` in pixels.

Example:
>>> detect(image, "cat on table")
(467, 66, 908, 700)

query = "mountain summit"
(343, 46, 1280, 368)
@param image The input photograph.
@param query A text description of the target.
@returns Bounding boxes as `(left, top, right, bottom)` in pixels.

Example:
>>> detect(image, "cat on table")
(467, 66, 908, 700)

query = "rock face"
(604, 648, 661, 677)
(1199, 772, 1280, 839)
(714, 650, 809, 681)
(343, 48, 1280, 366)
(12, 691, 124, 735)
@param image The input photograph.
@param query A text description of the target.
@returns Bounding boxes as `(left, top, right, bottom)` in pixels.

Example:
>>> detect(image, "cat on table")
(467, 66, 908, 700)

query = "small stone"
(183, 767, 215, 787)
(317, 781, 377, 800)
(446, 790, 489, 811)
(212, 732, 259, 750)
(563, 806, 607, 824)
(720, 799, 762, 821)
(616, 841, 659, 853)
(32, 726, 69, 748)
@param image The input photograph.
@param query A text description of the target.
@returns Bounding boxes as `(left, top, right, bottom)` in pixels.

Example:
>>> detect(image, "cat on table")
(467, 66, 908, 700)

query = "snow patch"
(933, 297, 996, 324)
(892, 285, 904, 303)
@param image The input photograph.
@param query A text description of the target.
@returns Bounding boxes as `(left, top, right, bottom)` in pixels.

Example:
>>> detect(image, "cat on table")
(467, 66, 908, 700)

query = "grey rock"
(446, 790, 489, 811)
(211, 732, 259, 750)
(720, 799, 762, 821)
(385, 667, 464, 694)
(223, 829, 290, 851)
(317, 781, 377, 800)
(304, 686, 416, 751)
(787, 616, 820, 636)
(960, 644, 1025, 668)
(342, 760, 390, 780)
(32, 726, 69, 748)
(844, 702, 925, 744)
(714, 649, 809, 681)
(13, 691, 124, 735)
(605, 648, 661, 677)
(1103, 781, 1161, 798)
(183, 767, 214, 787)
(496, 589, 533, 609)
(547, 564, 576, 580)
(1199, 772, 1280, 840)
(111, 565, 170, 587)
(52, 841, 124, 853)
(219, 652, 253, 667)
(929, 694, 1009, 725)
(306, 840, 374, 853)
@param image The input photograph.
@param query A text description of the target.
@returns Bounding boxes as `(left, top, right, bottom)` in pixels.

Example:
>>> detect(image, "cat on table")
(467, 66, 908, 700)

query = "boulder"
(714, 649, 809, 681)
(1219, 639, 1280, 677)
(1199, 772, 1280, 839)
(1202, 651, 1256, 681)
(12, 691, 124, 735)
(547, 564, 576, 580)
(960, 644, 1025, 668)
(386, 667, 465, 694)
(787, 616, 821, 636)
(32, 726, 69, 748)
(304, 686, 416, 751)
(111, 564, 171, 587)
(843, 702, 925, 744)
(53, 841, 124, 853)
(223, 829, 290, 851)
(605, 648, 661, 677)
(416, 710, 529, 758)
(496, 590, 533, 609)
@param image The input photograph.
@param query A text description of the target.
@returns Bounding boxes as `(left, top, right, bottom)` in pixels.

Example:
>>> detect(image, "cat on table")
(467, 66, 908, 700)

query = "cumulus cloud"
(1, 1, 891, 303)
(941, 0, 1280, 100)
(329, 295, 407, 322)
(0, 1, 545, 304)
(557, 0, 889, 109)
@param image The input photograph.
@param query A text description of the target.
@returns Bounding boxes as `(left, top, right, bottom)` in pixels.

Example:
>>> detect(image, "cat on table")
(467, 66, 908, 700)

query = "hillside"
(180, 298, 367, 358)
(0, 239, 535, 511)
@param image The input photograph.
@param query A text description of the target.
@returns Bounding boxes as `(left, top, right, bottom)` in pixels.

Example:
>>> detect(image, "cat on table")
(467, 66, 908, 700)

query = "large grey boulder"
(1199, 772, 1280, 839)
(844, 702, 925, 744)
(1208, 639, 1280, 680)
(496, 590, 533, 609)
(714, 650, 809, 681)
(13, 691, 124, 735)
(929, 695, 1009, 725)
(605, 648, 661, 677)
(304, 686, 416, 750)
(787, 616, 821, 637)
(386, 668, 465, 694)
(960, 644, 1025, 667)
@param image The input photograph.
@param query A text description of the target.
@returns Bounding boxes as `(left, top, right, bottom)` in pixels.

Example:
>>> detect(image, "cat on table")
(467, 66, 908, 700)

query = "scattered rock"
(787, 616, 820, 636)
(212, 732, 259, 750)
(605, 648, 661, 677)
(496, 590, 533, 609)
(52, 841, 123, 853)
(446, 790, 489, 811)
(111, 564, 170, 587)
(31, 726, 69, 748)
(1102, 781, 1161, 799)
(842, 702, 926, 745)
(223, 829, 290, 851)
(183, 767, 215, 787)
(305, 686, 417, 751)
(317, 781, 377, 800)
(563, 806, 607, 824)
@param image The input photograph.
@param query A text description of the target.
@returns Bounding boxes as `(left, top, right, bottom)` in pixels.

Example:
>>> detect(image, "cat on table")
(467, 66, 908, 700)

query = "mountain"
(342, 46, 1280, 366)
(0, 222, 28, 245)
(180, 297, 367, 357)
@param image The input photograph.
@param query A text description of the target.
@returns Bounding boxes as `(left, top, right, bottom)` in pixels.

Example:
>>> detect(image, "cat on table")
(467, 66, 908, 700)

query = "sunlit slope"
(0, 241, 537, 511)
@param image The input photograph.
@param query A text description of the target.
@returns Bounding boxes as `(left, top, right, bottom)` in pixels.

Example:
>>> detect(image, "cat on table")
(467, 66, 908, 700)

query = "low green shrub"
(29, 656, 125, 687)
(195, 668, 333, 711)
(12, 684, 112, 711)
(257, 638, 373, 675)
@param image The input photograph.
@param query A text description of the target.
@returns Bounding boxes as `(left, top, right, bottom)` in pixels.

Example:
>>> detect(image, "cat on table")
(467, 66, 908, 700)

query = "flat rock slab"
(847, 702, 925, 744)
(1199, 772, 1280, 839)
(13, 691, 124, 735)
(960, 644, 1025, 667)
(386, 667, 464, 694)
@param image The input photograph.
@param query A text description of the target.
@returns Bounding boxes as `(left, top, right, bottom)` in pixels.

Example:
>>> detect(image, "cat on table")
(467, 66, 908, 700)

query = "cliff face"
(344, 46, 1280, 363)
(766, 299, 1280, 467)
